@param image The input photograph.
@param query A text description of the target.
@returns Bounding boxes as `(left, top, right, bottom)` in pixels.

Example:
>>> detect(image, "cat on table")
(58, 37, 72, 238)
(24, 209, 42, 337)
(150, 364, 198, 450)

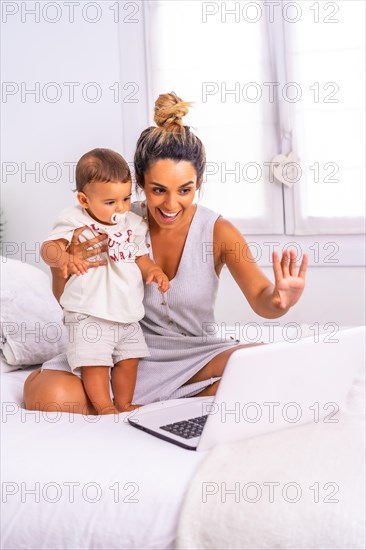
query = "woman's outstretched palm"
(272, 249, 308, 310)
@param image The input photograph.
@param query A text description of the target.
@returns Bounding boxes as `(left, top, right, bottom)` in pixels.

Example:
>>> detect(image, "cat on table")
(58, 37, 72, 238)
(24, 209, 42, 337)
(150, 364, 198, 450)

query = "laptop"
(128, 326, 365, 451)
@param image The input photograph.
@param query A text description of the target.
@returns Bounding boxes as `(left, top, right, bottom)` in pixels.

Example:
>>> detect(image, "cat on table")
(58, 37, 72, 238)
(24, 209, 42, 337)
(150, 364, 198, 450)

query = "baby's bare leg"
(81, 366, 119, 415)
(111, 358, 139, 412)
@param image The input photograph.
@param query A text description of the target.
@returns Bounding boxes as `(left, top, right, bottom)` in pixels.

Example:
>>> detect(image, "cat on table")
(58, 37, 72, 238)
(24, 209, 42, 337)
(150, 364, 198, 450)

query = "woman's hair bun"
(153, 92, 192, 129)
(134, 92, 206, 187)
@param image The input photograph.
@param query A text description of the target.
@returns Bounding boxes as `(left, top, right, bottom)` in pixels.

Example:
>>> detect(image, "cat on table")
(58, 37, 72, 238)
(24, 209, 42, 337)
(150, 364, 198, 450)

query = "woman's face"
(143, 159, 199, 230)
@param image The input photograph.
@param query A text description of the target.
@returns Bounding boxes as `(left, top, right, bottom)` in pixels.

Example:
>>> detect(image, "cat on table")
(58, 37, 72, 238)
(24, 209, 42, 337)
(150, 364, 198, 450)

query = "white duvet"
(1, 369, 206, 550)
(176, 362, 366, 550)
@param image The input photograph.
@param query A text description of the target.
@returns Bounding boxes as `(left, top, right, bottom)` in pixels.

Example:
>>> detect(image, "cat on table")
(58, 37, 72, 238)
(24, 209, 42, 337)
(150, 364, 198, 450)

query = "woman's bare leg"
(23, 369, 97, 415)
(23, 343, 266, 412)
(183, 342, 265, 386)
(193, 380, 220, 397)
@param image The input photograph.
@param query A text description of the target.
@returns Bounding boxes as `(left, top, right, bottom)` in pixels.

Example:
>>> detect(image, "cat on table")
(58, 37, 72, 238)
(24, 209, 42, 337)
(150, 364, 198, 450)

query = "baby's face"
(78, 180, 132, 225)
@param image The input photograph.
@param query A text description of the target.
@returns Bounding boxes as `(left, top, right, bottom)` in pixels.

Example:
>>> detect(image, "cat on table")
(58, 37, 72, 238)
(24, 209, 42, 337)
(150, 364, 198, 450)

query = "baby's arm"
(135, 255, 170, 293)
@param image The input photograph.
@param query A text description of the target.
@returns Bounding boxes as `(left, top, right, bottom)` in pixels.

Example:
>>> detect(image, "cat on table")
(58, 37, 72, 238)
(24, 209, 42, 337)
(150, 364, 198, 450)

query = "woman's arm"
(41, 227, 108, 277)
(41, 238, 84, 279)
(214, 218, 307, 319)
(46, 228, 108, 301)
(50, 267, 68, 303)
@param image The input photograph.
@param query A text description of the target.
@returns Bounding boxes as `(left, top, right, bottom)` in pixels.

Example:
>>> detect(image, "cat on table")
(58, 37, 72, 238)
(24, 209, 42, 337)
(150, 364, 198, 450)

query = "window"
(117, 0, 365, 266)
(283, 0, 365, 234)
(143, 0, 365, 238)
(144, 0, 283, 233)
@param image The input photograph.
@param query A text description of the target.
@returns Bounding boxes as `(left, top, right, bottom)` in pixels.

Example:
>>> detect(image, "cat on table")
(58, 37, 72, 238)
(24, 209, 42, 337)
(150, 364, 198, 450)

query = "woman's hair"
(75, 148, 131, 192)
(134, 92, 206, 188)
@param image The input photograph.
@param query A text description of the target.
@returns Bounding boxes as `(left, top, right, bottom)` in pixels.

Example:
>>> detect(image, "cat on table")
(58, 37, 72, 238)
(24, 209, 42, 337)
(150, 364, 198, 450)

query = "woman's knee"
(23, 369, 94, 415)
(23, 369, 42, 403)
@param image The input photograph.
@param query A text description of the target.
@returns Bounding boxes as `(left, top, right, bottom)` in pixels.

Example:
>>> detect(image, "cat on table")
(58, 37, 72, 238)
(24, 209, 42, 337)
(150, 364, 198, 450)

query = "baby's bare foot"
(95, 405, 120, 415)
(114, 402, 143, 412)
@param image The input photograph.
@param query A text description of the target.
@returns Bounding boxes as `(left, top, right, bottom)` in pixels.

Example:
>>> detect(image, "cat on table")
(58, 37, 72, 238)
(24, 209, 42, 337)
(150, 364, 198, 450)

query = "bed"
(1, 368, 207, 549)
(1, 259, 365, 549)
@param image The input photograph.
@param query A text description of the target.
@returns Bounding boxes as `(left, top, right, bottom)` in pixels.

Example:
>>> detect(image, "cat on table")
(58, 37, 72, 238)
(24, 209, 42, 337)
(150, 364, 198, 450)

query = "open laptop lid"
(198, 326, 365, 451)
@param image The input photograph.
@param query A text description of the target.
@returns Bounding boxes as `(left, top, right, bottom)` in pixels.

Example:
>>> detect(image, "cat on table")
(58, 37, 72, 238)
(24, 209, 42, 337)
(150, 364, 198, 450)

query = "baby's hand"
(61, 251, 90, 279)
(145, 267, 170, 293)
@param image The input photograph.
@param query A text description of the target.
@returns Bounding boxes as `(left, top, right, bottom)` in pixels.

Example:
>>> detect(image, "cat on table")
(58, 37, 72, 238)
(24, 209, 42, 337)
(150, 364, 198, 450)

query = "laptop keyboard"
(160, 415, 208, 439)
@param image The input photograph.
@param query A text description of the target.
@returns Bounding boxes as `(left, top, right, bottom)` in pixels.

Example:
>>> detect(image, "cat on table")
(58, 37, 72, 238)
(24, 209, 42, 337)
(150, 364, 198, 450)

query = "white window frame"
(279, 0, 365, 237)
(262, 0, 365, 265)
(118, 0, 365, 267)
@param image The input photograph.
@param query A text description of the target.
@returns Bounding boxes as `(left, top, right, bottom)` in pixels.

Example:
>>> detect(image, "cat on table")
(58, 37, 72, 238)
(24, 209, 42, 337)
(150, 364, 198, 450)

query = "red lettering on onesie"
(105, 229, 137, 263)
(90, 223, 102, 233)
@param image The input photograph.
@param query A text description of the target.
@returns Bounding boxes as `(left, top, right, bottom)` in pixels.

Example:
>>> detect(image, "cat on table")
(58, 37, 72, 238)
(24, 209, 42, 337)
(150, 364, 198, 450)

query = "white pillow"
(0, 258, 67, 370)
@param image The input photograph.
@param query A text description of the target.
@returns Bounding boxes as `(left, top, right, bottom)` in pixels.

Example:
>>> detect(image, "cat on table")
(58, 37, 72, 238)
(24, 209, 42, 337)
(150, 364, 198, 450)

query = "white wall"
(216, 266, 365, 328)
(1, 2, 146, 255)
(1, 2, 365, 329)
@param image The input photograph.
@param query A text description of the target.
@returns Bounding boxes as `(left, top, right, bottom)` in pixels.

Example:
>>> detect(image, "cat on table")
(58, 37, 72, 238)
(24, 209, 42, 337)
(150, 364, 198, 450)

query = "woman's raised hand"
(65, 226, 108, 278)
(271, 249, 308, 311)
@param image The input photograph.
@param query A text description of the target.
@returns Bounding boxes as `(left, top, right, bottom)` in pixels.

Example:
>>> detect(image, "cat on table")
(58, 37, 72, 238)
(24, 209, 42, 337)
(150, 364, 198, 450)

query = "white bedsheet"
(1, 369, 206, 550)
(2, 325, 361, 549)
(0, 324, 300, 550)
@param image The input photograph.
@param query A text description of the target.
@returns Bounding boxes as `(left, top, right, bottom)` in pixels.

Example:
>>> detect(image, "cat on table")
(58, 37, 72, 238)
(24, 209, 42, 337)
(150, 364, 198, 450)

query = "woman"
(23, 92, 308, 415)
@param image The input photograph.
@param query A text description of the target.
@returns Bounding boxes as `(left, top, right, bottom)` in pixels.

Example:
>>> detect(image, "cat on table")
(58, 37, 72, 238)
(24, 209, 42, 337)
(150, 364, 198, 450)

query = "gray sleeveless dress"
(41, 202, 241, 404)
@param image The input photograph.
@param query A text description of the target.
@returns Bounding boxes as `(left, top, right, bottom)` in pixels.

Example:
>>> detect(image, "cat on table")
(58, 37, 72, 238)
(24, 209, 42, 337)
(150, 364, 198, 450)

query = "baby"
(41, 148, 169, 414)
